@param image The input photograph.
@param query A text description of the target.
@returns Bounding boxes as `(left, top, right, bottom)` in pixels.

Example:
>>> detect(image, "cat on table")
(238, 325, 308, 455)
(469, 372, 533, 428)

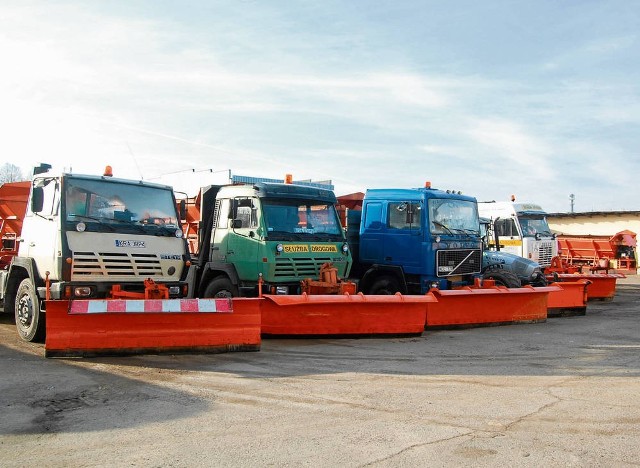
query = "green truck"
(185, 181, 352, 297)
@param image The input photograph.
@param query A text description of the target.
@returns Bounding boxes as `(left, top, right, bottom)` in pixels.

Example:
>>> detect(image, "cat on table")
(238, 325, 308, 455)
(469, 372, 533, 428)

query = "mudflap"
(547, 280, 590, 317)
(260, 293, 433, 336)
(45, 298, 261, 358)
(425, 286, 557, 328)
(548, 273, 624, 301)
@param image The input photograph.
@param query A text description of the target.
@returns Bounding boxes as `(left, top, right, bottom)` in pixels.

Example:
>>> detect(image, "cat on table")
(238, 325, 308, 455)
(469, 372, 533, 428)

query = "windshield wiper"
(432, 221, 454, 235)
(68, 214, 116, 232)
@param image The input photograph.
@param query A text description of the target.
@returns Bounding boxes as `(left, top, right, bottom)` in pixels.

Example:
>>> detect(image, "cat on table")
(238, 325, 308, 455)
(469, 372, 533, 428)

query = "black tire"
(203, 277, 237, 298)
(15, 278, 46, 342)
(483, 269, 522, 288)
(529, 273, 548, 287)
(368, 276, 401, 295)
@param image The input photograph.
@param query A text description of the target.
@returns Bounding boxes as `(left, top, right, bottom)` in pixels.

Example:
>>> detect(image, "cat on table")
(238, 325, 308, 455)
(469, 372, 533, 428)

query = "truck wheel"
(203, 277, 236, 298)
(483, 269, 522, 288)
(15, 278, 46, 342)
(368, 276, 401, 295)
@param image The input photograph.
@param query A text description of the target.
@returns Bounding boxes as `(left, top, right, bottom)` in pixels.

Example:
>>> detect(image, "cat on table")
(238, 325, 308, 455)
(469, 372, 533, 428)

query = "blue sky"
(1, 0, 638, 212)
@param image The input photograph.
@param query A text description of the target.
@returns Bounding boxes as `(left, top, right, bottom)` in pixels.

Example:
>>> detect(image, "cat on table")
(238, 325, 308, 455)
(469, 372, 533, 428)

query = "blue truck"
(345, 185, 483, 294)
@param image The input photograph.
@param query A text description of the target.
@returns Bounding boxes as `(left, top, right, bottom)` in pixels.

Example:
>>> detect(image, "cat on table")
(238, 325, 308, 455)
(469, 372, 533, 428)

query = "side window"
(39, 178, 60, 216)
(216, 199, 230, 230)
(363, 202, 383, 230)
(388, 202, 421, 229)
(234, 198, 258, 229)
(495, 218, 517, 237)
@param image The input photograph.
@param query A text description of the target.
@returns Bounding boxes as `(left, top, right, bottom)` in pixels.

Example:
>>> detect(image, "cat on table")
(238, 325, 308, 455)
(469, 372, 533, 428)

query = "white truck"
(477, 200, 558, 270)
(0, 164, 190, 342)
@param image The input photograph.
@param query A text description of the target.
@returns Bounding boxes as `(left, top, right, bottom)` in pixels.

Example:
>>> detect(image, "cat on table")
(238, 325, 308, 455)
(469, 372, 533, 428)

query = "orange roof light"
(510, 194, 516, 202)
(104, 165, 113, 177)
(285, 174, 293, 184)
(425, 181, 431, 189)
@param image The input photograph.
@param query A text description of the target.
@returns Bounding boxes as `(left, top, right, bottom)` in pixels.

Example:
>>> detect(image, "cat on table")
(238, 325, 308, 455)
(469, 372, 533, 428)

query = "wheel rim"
(17, 294, 34, 328)
(214, 290, 233, 298)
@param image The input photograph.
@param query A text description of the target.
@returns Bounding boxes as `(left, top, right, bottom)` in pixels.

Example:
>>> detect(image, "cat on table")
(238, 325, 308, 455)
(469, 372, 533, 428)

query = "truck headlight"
(342, 243, 349, 253)
(276, 243, 284, 253)
(175, 229, 183, 238)
(76, 222, 86, 232)
(73, 286, 92, 297)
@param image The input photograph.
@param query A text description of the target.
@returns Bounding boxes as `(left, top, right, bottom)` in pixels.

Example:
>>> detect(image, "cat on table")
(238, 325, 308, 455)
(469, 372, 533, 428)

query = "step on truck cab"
(187, 181, 352, 298)
(0, 164, 190, 341)
(347, 184, 483, 294)
(477, 200, 558, 270)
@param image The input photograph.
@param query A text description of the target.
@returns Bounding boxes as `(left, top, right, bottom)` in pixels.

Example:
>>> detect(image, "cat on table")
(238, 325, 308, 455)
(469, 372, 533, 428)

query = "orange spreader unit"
(261, 293, 433, 336)
(425, 286, 556, 328)
(45, 298, 261, 358)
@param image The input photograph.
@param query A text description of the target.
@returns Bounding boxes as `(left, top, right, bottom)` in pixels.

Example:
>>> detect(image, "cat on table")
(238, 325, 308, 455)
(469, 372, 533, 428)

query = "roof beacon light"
(511, 194, 516, 202)
(104, 165, 113, 177)
(425, 181, 431, 189)
(285, 174, 293, 184)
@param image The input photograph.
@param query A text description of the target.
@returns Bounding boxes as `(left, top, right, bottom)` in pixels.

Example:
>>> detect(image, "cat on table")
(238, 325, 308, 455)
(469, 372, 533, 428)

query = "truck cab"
(349, 186, 482, 294)
(0, 165, 190, 341)
(477, 201, 557, 269)
(191, 182, 352, 297)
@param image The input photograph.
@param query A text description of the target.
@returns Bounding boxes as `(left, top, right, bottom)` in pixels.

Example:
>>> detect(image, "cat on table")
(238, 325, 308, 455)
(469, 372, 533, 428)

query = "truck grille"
(537, 242, 554, 267)
(436, 249, 482, 277)
(274, 256, 335, 278)
(72, 252, 163, 277)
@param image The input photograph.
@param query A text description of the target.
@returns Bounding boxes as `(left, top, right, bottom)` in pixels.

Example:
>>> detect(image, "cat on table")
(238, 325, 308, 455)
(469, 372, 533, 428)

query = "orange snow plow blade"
(261, 293, 433, 336)
(45, 298, 261, 358)
(546, 280, 590, 317)
(548, 273, 623, 301)
(425, 286, 557, 328)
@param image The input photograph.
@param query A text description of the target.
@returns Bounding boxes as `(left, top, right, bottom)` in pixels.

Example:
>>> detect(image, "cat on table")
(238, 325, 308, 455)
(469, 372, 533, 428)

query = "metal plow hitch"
(546, 280, 590, 317)
(45, 298, 262, 358)
(260, 293, 434, 336)
(425, 286, 558, 328)
(548, 273, 624, 301)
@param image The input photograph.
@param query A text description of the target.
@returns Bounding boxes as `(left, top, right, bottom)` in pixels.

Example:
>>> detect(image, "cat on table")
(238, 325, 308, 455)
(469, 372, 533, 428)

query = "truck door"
(20, 177, 61, 280)
(382, 201, 422, 271)
(226, 197, 260, 281)
(494, 217, 523, 257)
(359, 202, 384, 263)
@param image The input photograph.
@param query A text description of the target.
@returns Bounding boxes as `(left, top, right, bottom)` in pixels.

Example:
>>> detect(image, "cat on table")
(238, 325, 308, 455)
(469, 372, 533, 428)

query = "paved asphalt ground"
(1, 276, 639, 467)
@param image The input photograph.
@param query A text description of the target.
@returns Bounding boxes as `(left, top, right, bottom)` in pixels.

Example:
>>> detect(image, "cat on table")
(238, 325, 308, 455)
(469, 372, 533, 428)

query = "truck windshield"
(64, 178, 178, 232)
(262, 199, 343, 241)
(518, 215, 552, 237)
(428, 199, 479, 236)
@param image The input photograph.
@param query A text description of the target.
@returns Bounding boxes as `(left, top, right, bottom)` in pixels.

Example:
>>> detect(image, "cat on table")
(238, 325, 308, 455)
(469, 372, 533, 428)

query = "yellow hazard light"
(104, 165, 113, 177)
(425, 181, 431, 188)
(285, 174, 293, 184)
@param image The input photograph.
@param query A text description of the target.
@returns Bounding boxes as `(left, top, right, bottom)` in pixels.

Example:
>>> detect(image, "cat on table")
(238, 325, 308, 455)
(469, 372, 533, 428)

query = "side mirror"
(179, 199, 186, 220)
(31, 187, 44, 213)
(229, 199, 238, 219)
